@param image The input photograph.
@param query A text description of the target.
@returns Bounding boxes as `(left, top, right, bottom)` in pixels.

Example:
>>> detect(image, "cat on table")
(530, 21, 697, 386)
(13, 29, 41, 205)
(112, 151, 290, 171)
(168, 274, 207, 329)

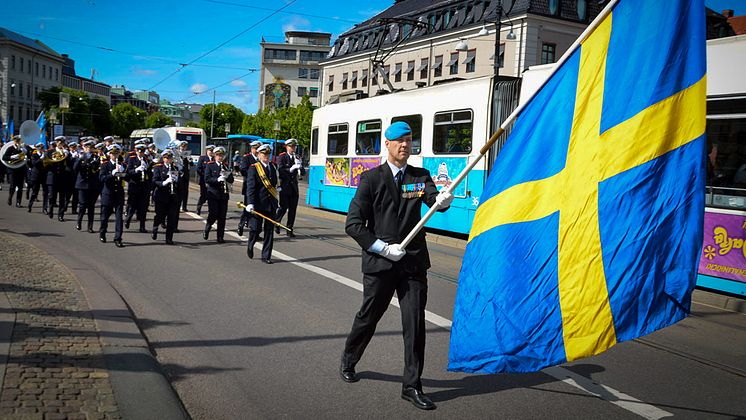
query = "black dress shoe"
(152, 229, 158, 240)
(237, 224, 243, 236)
(257, 235, 264, 242)
(7, 199, 11, 206)
(217, 238, 225, 244)
(15, 203, 21, 208)
(124, 220, 130, 229)
(262, 259, 273, 264)
(174, 228, 181, 233)
(114, 239, 124, 248)
(42, 208, 48, 215)
(401, 387, 436, 410)
(87, 226, 95, 234)
(287, 231, 296, 238)
(139, 227, 148, 233)
(58, 216, 64, 222)
(246, 246, 254, 259)
(165, 239, 174, 245)
(27, 206, 32, 213)
(340, 367, 359, 383)
(275, 226, 280, 234)
(202, 228, 209, 240)
(99, 235, 107, 243)
(75, 223, 81, 231)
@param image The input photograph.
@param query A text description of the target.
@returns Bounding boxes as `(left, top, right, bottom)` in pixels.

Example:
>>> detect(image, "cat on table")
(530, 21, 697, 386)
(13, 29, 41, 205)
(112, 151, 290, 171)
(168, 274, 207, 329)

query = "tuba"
(0, 120, 38, 169)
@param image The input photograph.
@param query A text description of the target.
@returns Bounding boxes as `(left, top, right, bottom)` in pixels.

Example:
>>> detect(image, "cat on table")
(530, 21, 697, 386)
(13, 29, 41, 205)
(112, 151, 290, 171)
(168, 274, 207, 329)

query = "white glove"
(380, 243, 406, 262)
(10, 154, 19, 159)
(135, 166, 144, 173)
(217, 175, 226, 182)
(435, 190, 454, 208)
(290, 163, 302, 172)
(245, 204, 254, 213)
(112, 167, 120, 175)
(162, 177, 172, 185)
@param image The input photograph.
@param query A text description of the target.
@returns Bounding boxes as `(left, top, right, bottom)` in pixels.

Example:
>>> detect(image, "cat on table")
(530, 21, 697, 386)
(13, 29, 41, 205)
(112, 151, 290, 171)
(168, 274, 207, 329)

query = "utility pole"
(210, 90, 216, 139)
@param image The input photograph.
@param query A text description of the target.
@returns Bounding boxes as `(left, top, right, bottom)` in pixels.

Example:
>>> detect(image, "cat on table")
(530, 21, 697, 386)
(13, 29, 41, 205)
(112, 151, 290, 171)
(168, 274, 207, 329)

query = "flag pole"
(399, 0, 620, 249)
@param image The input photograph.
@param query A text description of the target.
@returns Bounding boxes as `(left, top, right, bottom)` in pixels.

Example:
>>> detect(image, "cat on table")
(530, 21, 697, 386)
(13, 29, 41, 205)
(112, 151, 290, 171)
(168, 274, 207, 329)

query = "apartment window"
(419, 58, 429, 79)
(35, 62, 39, 76)
(464, 49, 476, 73)
(309, 69, 319, 79)
(433, 109, 473, 154)
(26, 108, 31, 120)
(9, 106, 13, 121)
(27, 84, 31, 98)
(10, 81, 14, 96)
(55, 68, 59, 81)
(264, 48, 297, 60)
(43, 64, 46, 79)
(11, 55, 15, 69)
(394, 63, 402, 82)
(406, 60, 415, 81)
(548, 0, 560, 15)
(311, 127, 319, 155)
(309, 87, 319, 98)
(327, 123, 349, 155)
(391, 114, 422, 154)
(299, 50, 326, 62)
(433, 55, 443, 77)
(342, 72, 349, 90)
(299, 68, 309, 79)
(356, 120, 381, 155)
(298, 86, 307, 97)
(19, 57, 23, 72)
(541, 43, 557, 64)
(18, 82, 23, 98)
(327, 75, 334, 92)
(449, 52, 459, 75)
(351, 71, 358, 89)
(361, 69, 368, 86)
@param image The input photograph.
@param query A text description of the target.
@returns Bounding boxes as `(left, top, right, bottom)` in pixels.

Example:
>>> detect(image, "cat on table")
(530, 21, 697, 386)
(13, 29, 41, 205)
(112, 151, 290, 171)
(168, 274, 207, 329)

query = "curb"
(0, 291, 15, 396)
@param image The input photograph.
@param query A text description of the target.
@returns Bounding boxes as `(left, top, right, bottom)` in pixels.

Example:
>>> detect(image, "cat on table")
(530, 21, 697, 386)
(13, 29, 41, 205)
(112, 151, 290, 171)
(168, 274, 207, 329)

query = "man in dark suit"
(275, 138, 304, 237)
(195, 144, 215, 215)
(203, 146, 234, 243)
(244, 144, 279, 263)
(124, 142, 151, 233)
(73, 139, 100, 232)
(98, 144, 126, 248)
(46, 136, 70, 221)
(340, 121, 454, 411)
(3, 135, 28, 207)
(237, 140, 261, 236)
(151, 149, 181, 245)
(26, 142, 46, 213)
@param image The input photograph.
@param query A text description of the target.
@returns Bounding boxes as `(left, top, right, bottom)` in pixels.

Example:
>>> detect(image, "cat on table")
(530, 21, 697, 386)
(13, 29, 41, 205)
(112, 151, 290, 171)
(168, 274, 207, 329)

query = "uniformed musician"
(26, 142, 45, 212)
(203, 146, 233, 243)
(73, 139, 100, 232)
(3, 135, 28, 207)
(124, 142, 151, 233)
(98, 144, 126, 247)
(178, 140, 192, 212)
(195, 144, 215, 215)
(244, 144, 279, 263)
(237, 140, 261, 236)
(45, 136, 69, 221)
(66, 141, 80, 214)
(151, 149, 181, 245)
(275, 138, 304, 237)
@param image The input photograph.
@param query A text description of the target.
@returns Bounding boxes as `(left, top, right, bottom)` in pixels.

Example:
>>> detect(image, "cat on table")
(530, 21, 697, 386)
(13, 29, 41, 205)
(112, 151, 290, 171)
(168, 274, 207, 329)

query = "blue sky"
(5, 0, 742, 114)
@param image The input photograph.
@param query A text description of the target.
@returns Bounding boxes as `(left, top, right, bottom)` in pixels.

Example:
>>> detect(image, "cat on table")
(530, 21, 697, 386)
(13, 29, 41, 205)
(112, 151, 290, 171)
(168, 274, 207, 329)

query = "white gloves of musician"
(113, 165, 126, 177)
(217, 175, 226, 182)
(244, 204, 254, 213)
(290, 163, 302, 172)
(435, 190, 454, 208)
(10, 154, 19, 160)
(162, 177, 173, 185)
(380, 243, 406, 262)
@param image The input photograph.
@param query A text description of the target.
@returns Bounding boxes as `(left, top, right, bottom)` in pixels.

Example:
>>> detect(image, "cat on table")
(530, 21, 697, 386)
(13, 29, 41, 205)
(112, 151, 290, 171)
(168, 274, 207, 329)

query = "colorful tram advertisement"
(308, 75, 520, 235)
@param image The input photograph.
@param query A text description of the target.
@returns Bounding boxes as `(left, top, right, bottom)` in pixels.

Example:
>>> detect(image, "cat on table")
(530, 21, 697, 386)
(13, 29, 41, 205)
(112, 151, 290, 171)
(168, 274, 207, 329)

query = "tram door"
(487, 77, 521, 173)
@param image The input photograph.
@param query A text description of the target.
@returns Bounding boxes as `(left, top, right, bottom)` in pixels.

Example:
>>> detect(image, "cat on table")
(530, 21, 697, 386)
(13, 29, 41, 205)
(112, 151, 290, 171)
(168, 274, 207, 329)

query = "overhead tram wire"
(11, 29, 256, 71)
(147, 0, 298, 91)
(201, 0, 358, 24)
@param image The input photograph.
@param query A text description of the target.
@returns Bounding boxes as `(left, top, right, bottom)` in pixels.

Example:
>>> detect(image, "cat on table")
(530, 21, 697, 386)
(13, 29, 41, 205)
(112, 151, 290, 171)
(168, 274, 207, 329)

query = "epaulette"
(101, 159, 110, 164)
(279, 152, 288, 156)
(128, 151, 136, 156)
(154, 163, 164, 167)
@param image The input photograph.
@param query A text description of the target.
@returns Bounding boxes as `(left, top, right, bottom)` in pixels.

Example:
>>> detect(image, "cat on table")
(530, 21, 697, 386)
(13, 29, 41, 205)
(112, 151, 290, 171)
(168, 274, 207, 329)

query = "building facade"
(319, 0, 602, 105)
(259, 31, 331, 110)
(159, 99, 201, 126)
(61, 54, 111, 104)
(0, 27, 64, 132)
(111, 85, 158, 113)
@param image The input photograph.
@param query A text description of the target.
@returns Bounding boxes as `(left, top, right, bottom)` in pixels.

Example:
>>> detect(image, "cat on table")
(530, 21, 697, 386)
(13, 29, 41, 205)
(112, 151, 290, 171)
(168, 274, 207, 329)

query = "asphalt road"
(2, 182, 745, 420)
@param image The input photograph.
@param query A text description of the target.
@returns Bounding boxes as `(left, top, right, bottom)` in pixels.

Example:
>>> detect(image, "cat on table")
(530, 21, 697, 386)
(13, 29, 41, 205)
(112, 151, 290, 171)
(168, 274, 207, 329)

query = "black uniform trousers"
(100, 204, 123, 241)
(28, 180, 42, 209)
(180, 181, 190, 212)
(154, 197, 179, 242)
(196, 181, 207, 208)
(276, 187, 299, 229)
(77, 189, 96, 228)
(342, 269, 428, 390)
(7, 168, 26, 205)
(125, 190, 149, 230)
(239, 181, 249, 229)
(47, 183, 67, 219)
(247, 215, 274, 261)
(206, 198, 228, 240)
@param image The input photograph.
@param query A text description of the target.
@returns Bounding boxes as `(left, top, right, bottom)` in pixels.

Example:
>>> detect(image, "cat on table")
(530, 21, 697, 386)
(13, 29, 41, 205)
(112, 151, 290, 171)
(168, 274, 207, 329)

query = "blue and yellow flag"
(449, 0, 706, 373)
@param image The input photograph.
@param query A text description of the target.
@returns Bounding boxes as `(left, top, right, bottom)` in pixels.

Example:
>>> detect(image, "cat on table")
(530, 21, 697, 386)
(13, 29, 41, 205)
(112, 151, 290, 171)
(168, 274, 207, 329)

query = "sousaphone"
(0, 120, 38, 169)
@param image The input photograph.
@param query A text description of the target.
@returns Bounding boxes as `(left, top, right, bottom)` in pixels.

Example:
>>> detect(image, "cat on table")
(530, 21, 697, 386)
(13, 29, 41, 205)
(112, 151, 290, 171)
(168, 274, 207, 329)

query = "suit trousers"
(46, 184, 66, 218)
(7, 169, 25, 205)
(196, 181, 207, 208)
(206, 198, 228, 240)
(248, 215, 274, 260)
(342, 269, 428, 390)
(77, 189, 96, 228)
(276, 188, 299, 229)
(126, 189, 149, 229)
(28, 180, 42, 209)
(100, 204, 123, 241)
(154, 199, 179, 241)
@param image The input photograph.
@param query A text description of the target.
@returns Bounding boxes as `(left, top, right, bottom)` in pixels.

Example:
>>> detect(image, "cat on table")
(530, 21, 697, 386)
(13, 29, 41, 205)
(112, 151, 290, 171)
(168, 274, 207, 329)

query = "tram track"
(633, 336, 746, 379)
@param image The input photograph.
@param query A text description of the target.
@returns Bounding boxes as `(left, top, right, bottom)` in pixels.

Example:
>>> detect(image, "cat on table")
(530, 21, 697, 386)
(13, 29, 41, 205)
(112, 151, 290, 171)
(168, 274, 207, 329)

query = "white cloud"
(230, 80, 247, 87)
(134, 69, 158, 76)
(191, 83, 209, 94)
(282, 15, 311, 32)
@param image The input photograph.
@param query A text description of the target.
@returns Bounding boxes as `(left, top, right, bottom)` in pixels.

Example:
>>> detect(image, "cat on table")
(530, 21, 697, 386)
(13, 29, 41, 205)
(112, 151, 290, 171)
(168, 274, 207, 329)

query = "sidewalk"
(0, 232, 187, 420)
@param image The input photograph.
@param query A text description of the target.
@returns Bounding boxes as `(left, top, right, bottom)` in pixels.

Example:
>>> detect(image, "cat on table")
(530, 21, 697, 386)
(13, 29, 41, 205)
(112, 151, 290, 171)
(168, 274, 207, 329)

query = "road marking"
(185, 210, 669, 418)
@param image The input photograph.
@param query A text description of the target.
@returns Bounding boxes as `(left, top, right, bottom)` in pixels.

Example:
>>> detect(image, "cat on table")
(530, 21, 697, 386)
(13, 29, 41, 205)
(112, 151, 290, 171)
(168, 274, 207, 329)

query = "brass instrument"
(236, 202, 292, 233)
(1, 120, 39, 169)
(43, 149, 68, 166)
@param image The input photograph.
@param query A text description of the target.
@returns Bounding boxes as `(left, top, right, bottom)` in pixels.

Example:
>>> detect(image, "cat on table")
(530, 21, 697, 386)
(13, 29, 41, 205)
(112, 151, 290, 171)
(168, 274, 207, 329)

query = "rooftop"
(0, 27, 61, 57)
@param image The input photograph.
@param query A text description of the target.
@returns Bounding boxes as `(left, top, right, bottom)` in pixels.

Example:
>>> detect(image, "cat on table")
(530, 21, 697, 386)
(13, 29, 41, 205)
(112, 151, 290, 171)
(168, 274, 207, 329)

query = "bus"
(130, 126, 206, 155)
(308, 75, 520, 235)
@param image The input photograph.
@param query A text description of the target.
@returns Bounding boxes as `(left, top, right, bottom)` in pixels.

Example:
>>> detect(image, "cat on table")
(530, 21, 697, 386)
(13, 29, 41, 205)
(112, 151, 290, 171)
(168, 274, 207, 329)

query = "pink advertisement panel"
(699, 210, 746, 283)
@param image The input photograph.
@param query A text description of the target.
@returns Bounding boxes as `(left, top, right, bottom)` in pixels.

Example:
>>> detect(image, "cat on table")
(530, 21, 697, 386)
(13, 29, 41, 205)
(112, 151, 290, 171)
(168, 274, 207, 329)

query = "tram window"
(356, 120, 382, 155)
(327, 123, 349, 155)
(391, 115, 422, 155)
(433, 110, 473, 154)
(311, 127, 319, 155)
(707, 117, 746, 209)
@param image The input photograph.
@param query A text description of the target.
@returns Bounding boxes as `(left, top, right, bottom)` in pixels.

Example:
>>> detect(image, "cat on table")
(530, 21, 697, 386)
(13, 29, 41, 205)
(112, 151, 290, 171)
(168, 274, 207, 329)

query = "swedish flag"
(449, 0, 706, 373)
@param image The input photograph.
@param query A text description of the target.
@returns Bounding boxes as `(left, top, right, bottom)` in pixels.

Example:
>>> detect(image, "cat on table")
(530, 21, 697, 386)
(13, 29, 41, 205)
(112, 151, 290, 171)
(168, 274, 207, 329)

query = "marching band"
(1, 131, 294, 258)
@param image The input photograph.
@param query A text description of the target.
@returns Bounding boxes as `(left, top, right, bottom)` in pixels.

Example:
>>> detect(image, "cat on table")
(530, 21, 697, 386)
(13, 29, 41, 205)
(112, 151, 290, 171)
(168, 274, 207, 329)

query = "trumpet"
(43, 149, 68, 166)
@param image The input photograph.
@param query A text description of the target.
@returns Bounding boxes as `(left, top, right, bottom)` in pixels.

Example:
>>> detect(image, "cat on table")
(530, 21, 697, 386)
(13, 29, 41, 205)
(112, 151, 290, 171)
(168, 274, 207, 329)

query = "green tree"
(37, 87, 115, 136)
(111, 103, 146, 138)
(240, 96, 314, 149)
(89, 98, 112, 135)
(200, 103, 245, 138)
(145, 112, 175, 128)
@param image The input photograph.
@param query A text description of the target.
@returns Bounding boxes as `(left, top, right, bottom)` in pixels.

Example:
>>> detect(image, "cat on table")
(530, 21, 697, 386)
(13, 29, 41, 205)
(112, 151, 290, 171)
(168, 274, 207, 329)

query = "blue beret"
(385, 121, 412, 140)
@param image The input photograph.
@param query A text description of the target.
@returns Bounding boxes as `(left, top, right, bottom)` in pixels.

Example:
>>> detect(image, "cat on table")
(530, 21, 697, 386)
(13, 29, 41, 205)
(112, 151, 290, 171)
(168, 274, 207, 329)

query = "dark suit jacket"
(98, 160, 126, 206)
(125, 155, 151, 193)
(74, 152, 101, 190)
(26, 151, 45, 184)
(240, 153, 257, 177)
(205, 162, 234, 200)
(45, 150, 68, 186)
(277, 152, 305, 194)
(196, 155, 212, 183)
(245, 162, 279, 215)
(151, 163, 179, 203)
(345, 163, 444, 275)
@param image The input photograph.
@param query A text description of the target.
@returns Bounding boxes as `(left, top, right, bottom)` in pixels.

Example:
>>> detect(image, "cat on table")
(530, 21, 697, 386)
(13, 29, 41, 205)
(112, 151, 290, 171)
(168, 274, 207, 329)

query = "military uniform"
(204, 152, 234, 243)
(2, 140, 28, 207)
(98, 148, 126, 247)
(125, 149, 151, 233)
(195, 145, 214, 215)
(244, 146, 279, 263)
(151, 153, 181, 244)
(26, 145, 46, 212)
(238, 143, 260, 236)
(275, 140, 304, 236)
(45, 144, 69, 221)
(73, 147, 101, 232)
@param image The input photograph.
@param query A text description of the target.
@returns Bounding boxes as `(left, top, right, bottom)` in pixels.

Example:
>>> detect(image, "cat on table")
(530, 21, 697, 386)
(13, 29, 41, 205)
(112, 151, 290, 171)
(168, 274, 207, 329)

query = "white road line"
(185, 211, 668, 418)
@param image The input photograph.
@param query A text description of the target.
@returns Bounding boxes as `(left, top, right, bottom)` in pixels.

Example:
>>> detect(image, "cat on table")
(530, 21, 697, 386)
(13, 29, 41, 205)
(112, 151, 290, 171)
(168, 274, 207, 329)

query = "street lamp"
(455, 1, 516, 76)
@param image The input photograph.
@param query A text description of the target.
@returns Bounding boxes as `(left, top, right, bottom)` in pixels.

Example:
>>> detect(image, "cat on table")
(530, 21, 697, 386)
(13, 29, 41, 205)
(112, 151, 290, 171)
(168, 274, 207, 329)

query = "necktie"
(395, 170, 403, 192)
